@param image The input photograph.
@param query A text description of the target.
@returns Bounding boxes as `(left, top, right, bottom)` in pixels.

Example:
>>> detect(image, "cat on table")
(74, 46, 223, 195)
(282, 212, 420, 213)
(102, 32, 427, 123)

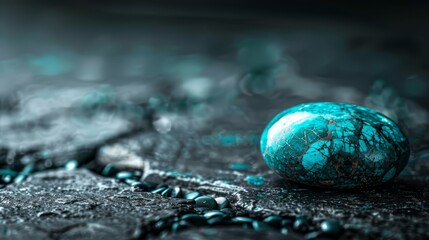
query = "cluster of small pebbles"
(96, 164, 345, 239)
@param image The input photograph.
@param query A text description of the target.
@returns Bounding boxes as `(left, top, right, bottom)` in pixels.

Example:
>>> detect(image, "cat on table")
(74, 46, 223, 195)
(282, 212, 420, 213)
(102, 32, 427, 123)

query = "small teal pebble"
(0, 170, 18, 177)
(220, 208, 234, 217)
(64, 160, 78, 170)
(125, 179, 139, 187)
(14, 164, 34, 183)
(115, 171, 135, 181)
(0, 170, 17, 184)
(101, 164, 118, 176)
(180, 214, 208, 226)
(171, 220, 191, 232)
(195, 196, 218, 209)
(305, 231, 329, 240)
(151, 187, 168, 194)
(281, 219, 293, 227)
(281, 227, 288, 235)
(215, 197, 230, 209)
(252, 221, 271, 232)
(293, 218, 309, 232)
(263, 215, 283, 228)
(143, 181, 158, 191)
(171, 187, 183, 198)
(260, 102, 410, 189)
(154, 220, 167, 231)
(1, 175, 13, 184)
(232, 216, 253, 223)
(161, 188, 173, 197)
(203, 210, 226, 219)
(184, 191, 202, 200)
(320, 219, 342, 235)
(245, 175, 265, 186)
(207, 216, 226, 225)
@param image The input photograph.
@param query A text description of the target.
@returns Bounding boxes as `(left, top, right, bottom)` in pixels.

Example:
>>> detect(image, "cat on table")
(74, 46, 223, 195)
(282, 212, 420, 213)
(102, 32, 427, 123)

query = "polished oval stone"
(260, 102, 410, 189)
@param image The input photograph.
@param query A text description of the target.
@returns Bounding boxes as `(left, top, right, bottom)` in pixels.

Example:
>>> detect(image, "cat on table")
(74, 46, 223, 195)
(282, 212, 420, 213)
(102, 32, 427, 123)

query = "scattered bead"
(207, 216, 226, 225)
(215, 197, 230, 209)
(161, 188, 173, 197)
(171, 187, 183, 198)
(115, 171, 135, 181)
(320, 219, 342, 235)
(281, 219, 293, 227)
(203, 210, 226, 219)
(151, 187, 168, 194)
(263, 215, 283, 228)
(14, 164, 34, 183)
(195, 196, 218, 210)
(220, 208, 234, 217)
(293, 218, 310, 232)
(232, 216, 253, 223)
(101, 164, 118, 177)
(252, 220, 271, 232)
(171, 220, 191, 232)
(64, 160, 78, 170)
(180, 214, 208, 226)
(281, 227, 288, 235)
(184, 192, 202, 200)
(304, 231, 320, 240)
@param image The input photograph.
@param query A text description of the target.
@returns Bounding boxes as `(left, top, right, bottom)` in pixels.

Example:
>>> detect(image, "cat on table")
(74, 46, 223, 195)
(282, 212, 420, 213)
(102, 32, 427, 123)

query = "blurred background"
(1, 1, 429, 168)
(2, 1, 429, 98)
(1, 1, 429, 100)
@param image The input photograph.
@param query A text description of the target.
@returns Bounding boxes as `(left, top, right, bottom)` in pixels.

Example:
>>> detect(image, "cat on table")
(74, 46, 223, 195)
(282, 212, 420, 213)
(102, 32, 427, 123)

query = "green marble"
(260, 102, 410, 189)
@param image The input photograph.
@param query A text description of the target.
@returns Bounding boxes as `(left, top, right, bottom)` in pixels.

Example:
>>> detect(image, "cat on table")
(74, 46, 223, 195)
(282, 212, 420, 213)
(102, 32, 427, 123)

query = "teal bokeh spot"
(260, 102, 410, 189)
(30, 53, 74, 76)
(229, 163, 251, 170)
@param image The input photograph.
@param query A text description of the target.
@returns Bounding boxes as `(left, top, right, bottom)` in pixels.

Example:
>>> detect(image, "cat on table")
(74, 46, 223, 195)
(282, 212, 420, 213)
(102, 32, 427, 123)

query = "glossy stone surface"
(260, 102, 410, 189)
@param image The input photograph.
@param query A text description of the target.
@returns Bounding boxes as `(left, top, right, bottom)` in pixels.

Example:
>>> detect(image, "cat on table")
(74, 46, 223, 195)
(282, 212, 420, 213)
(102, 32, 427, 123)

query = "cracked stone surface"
(0, 169, 194, 240)
(260, 102, 410, 189)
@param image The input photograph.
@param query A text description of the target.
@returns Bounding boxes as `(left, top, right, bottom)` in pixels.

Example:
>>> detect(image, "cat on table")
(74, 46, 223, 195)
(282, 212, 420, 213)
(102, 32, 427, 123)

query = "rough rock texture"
(0, 169, 194, 240)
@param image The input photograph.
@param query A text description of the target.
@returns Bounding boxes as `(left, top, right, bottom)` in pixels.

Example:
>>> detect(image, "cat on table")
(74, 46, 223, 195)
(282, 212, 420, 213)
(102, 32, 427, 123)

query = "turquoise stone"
(260, 102, 410, 189)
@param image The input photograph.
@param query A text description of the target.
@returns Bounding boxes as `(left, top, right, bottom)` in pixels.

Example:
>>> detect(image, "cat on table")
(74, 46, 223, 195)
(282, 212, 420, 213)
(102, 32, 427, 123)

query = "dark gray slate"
(0, 169, 194, 240)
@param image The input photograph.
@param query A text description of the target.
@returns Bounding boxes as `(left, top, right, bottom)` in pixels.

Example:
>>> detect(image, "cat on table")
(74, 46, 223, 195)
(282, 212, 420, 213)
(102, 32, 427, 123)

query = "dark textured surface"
(0, 84, 428, 239)
(99, 98, 429, 239)
(0, 169, 194, 240)
(0, 2, 429, 239)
